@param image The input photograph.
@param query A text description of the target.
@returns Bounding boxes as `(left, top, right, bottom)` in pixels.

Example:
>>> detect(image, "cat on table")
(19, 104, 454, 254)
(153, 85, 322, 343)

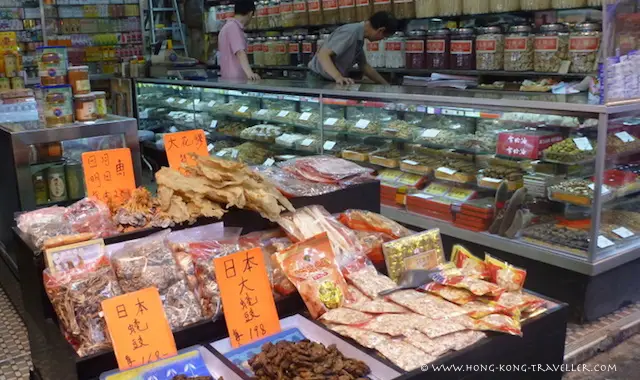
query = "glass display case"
(134, 78, 640, 276)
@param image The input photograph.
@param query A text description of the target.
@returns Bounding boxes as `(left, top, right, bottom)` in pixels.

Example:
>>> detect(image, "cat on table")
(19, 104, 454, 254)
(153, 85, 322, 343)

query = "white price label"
(263, 158, 275, 167)
(597, 235, 615, 248)
(437, 167, 458, 175)
(277, 110, 290, 117)
(194, 99, 200, 105)
(207, 100, 216, 107)
(587, 183, 610, 195)
(483, 177, 503, 183)
(421, 129, 440, 138)
(402, 160, 418, 166)
(573, 137, 593, 151)
(613, 227, 634, 238)
(216, 150, 226, 157)
(413, 193, 434, 200)
(323, 141, 336, 150)
(257, 109, 269, 115)
(615, 131, 635, 143)
(169, 126, 178, 133)
(443, 108, 464, 117)
(209, 120, 218, 129)
(231, 149, 239, 159)
(178, 99, 187, 104)
(355, 119, 371, 129)
(301, 138, 314, 146)
(325, 118, 338, 126)
(207, 143, 214, 152)
(300, 112, 312, 121)
(167, 97, 175, 103)
(278, 155, 296, 160)
(139, 109, 149, 119)
(238, 106, 249, 113)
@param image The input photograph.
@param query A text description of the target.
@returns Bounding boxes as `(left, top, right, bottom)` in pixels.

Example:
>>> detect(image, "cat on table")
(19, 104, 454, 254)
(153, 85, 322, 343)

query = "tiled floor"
(0, 288, 31, 380)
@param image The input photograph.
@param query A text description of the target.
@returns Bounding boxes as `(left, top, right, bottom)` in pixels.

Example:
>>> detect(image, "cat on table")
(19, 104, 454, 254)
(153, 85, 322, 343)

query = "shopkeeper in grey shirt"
(309, 11, 398, 85)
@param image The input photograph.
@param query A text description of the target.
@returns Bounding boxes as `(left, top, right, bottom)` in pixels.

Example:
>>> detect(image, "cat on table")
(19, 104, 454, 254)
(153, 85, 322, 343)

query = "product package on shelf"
(378, 169, 428, 207)
(497, 130, 564, 160)
(406, 192, 455, 222)
(382, 228, 445, 283)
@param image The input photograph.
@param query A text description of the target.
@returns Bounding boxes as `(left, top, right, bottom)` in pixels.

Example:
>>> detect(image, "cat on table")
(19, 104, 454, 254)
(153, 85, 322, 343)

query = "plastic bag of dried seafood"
(65, 198, 119, 238)
(43, 256, 122, 357)
(16, 207, 74, 249)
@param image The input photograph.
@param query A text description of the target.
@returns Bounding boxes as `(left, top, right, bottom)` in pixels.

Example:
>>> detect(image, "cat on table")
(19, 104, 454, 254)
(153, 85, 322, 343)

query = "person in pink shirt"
(218, 0, 260, 81)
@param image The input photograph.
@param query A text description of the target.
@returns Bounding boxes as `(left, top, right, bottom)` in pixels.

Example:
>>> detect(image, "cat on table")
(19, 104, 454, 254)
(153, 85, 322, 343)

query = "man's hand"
(335, 76, 355, 85)
(248, 72, 261, 81)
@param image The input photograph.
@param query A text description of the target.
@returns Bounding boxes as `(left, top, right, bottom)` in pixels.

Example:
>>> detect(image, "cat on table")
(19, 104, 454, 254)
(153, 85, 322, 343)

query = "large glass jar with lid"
(254, 37, 266, 66)
(438, 0, 462, 16)
(365, 39, 385, 67)
(257, 1, 269, 29)
(552, 0, 586, 8)
(277, 36, 291, 65)
(450, 27, 475, 70)
(289, 35, 304, 66)
(405, 30, 426, 69)
(394, 0, 415, 19)
(280, 0, 295, 27)
(568, 22, 601, 73)
(426, 28, 450, 69)
(302, 35, 318, 65)
(490, 0, 519, 12)
(463, 0, 489, 14)
(293, 0, 310, 26)
(521, 0, 550, 10)
(264, 37, 279, 66)
(416, 0, 438, 17)
(373, 0, 393, 14)
(356, 0, 371, 21)
(476, 26, 503, 70)
(308, 0, 323, 25)
(504, 25, 534, 71)
(339, 0, 356, 23)
(268, 0, 281, 28)
(385, 31, 405, 68)
(534, 23, 569, 73)
(246, 37, 256, 65)
(323, 0, 340, 24)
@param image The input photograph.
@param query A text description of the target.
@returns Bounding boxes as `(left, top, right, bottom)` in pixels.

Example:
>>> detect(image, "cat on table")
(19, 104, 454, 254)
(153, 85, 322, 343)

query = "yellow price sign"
(425, 183, 450, 196)
(448, 187, 475, 201)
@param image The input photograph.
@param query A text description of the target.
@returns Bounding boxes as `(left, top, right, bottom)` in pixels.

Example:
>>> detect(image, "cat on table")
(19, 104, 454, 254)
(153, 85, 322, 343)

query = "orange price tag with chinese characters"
(214, 247, 281, 348)
(81, 148, 136, 206)
(163, 129, 208, 170)
(101, 287, 177, 371)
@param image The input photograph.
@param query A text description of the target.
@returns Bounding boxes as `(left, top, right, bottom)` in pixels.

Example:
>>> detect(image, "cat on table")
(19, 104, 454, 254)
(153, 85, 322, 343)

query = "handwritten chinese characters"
(81, 148, 136, 206)
(163, 130, 209, 170)
(102, 287, 177, 370)
(215, 247, 281, 348)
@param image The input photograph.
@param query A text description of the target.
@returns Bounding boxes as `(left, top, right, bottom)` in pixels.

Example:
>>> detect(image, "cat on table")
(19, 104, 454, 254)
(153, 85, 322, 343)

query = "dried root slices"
(330, 325, 389, 349)
(319, 307, 374, 326)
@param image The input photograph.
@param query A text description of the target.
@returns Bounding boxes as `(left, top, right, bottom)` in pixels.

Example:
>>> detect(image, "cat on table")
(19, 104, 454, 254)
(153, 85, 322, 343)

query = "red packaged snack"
(451, 245, 490, 279)
(495, 291, 545, 313)
(485, 254, 527, 292)
(422, 282, 476, 305)
(338, 209, 412, 240)
(278, 233, 351, 318)
(461, 300, 508, 319)
(270, 253, 296, 296)
(353, 230, 386, 266)
(431, 272, 504, 297)
(472, 311, 522, 336)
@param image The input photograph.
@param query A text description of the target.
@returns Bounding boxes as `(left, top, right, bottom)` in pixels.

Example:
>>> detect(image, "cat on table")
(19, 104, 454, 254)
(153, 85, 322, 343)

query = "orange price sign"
(81, 148, 136, 206)
(101, 287, 178, 371)
(214, 247, 281, 348)
(163, 129, 208, 170)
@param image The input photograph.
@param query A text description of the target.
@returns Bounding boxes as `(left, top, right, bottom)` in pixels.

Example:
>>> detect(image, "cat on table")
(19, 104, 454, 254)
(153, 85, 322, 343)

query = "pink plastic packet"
(280, 156, 373, 184)
(65, 198, 119, 238)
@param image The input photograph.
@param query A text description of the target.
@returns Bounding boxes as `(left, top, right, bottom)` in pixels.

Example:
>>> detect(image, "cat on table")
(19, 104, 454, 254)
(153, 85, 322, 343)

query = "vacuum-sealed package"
(382, 229, 445, 282)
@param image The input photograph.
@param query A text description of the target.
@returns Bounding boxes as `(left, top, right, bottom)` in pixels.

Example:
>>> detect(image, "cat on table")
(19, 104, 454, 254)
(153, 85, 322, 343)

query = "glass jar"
(365, 39, 385, 67)
(490, 0, 519, 12)
(476, 26, 503, 70)
(405, 30, 426, 69)
(504, 25, 534, 71)
(569, 22, 601, 73)
(247, 37, 256, 65)
(373, 0, 393, 13)
(254, 37, 266, 66)
(74, 93, 97, 122)
(463, 0, 489, 14)
(302, 35, 318, 65)
(394, 0, 415, 19)
(308, 0, 323, 25)
(451, 27, 475, 70)
(339, 0, 356, 23)
(293, 0, 310, 26)
(534, 23, 569, 73)
(268, 0, 281, 28)
(426, 28, 450, 69)
(356, 0, 371, 22)
(385, 32, 405, 68)
(521, 0, 550, 10)
(290, 35, 304, 66)
(323, 0, 339, 24)
(257, 1, 269, 29)
(438, 0, 462, 16)
(37, 46, 68, 86)
(68, 65, 90, 95)
(281, 0, 295, 27)
(264, 37, 279, 66)
(93, 91, 107, 118)
(277, 36, 290, 65)
(552, 0, 586, 8)
(43, 85, 73, 126)
(416, 0, 438, 17)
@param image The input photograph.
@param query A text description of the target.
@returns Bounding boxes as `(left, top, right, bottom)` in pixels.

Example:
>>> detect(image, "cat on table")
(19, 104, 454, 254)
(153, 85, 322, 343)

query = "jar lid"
(68, 65, 89, 71)
(478, 26, 502, 34)
(452, 27, 475, 36)
(427, 28, 451, 36)
(539, 23, 569, 33)
(508, 25, 532, 34)
(247, 37, 255, 42)
(280, 36, 290, 41)
(75, 93, 96, 100)
(574, 22, 602, 32)
(306, 34, 318, 40)
(392, 31, 405, 38)
(92, 91, 106, 96)
(407, 30, 427, 37)
(267, 36, 278, 40)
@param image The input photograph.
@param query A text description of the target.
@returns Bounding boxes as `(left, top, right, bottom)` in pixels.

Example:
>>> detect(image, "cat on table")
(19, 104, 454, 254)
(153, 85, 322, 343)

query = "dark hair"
(235, 0, 256, 15)
(369, 11, 398, 36)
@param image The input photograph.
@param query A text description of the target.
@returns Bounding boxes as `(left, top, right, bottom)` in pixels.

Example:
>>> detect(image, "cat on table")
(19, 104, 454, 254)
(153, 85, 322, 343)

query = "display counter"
(134, 77, 640, 321)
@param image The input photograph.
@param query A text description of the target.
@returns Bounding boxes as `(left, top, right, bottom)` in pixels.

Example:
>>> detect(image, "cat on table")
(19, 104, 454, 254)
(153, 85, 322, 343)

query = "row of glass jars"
(416, 0, 602, 18)
(364, 22, 600, 73)
(247, 35, 320, 66)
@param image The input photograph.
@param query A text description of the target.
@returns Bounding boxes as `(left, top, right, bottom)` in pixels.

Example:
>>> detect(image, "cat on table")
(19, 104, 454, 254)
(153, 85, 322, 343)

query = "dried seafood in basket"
(44, 256, 122, 357)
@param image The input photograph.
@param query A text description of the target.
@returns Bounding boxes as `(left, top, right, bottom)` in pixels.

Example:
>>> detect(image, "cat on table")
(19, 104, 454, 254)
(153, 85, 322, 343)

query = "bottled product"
(373, 0, 393, 13)
(48, 164, 67, 202)
(339, 0, 356, 23)
(520, 0, 550, 10)
(247, 37, 256, 65)
(385, 32, 405, 68)
(277, 36, 291, 65)
(38, 46, 68, 86)
(394, 0, 415, 19)
(269, 0, 281, 28)
(68, 65, 90, 95)
(65, 160, 85, 200)
(308, 0, 323, 25)
(93, 91, 107, 118)
(74, 93, 97, 122)
(504, 25, 533, 71)
(476, 26, 503, 70)
(254, 37, 266, 66)
(33, 173, 48, 205)
(416, 0, 438, 17)
(290, 35, 304, 66)
(551, 0, 586, 8)
(281, 0, 295, 27)
(264, 37, 279, 66)
(356, 0, 371, 21)
(438, 0, 462, 16)
(323, 0, 340, 24)
(451, 27, 475, 70)
(43, 85, 73, 126)
(426, 28, 450, 69)
(302, 35, 318, 65)
(405, 30, 426, 69)
(463, 0, 489, 14)
(534, 23, 569, 73)
(294, 0, 310, 26)
(569, 22, 601, 73)
(490, 0, 519, 12)
(366, 40, 385, 67)
(257, 1, 269, 29)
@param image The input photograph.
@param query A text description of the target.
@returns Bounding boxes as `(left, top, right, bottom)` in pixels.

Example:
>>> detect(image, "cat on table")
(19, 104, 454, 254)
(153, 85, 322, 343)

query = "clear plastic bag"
(65, 198, 119, 238)
(280, 155, 373, 184)
(17, 206, 73, 248)
(253, 166, 341, 197)
(485, 254, 527, 292)
(338, 209, 412, 240)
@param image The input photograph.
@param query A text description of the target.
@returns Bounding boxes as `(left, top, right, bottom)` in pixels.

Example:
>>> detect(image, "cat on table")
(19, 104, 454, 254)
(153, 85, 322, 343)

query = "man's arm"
(236, 50, 260, 80)
(317, 46, 354, 85)
(361, 63, 388, 85)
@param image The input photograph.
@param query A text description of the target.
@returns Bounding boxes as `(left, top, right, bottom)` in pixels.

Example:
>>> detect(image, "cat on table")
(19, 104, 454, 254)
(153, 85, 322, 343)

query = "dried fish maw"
(166, 195, 191, 224)
(190, 197, 225, 219)
(157, 186, 174, 211)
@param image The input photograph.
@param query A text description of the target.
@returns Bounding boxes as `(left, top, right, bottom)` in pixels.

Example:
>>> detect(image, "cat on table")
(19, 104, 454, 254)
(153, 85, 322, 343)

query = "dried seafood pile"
(156, 154, 294, 223)
(113, 187, 172, 231)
